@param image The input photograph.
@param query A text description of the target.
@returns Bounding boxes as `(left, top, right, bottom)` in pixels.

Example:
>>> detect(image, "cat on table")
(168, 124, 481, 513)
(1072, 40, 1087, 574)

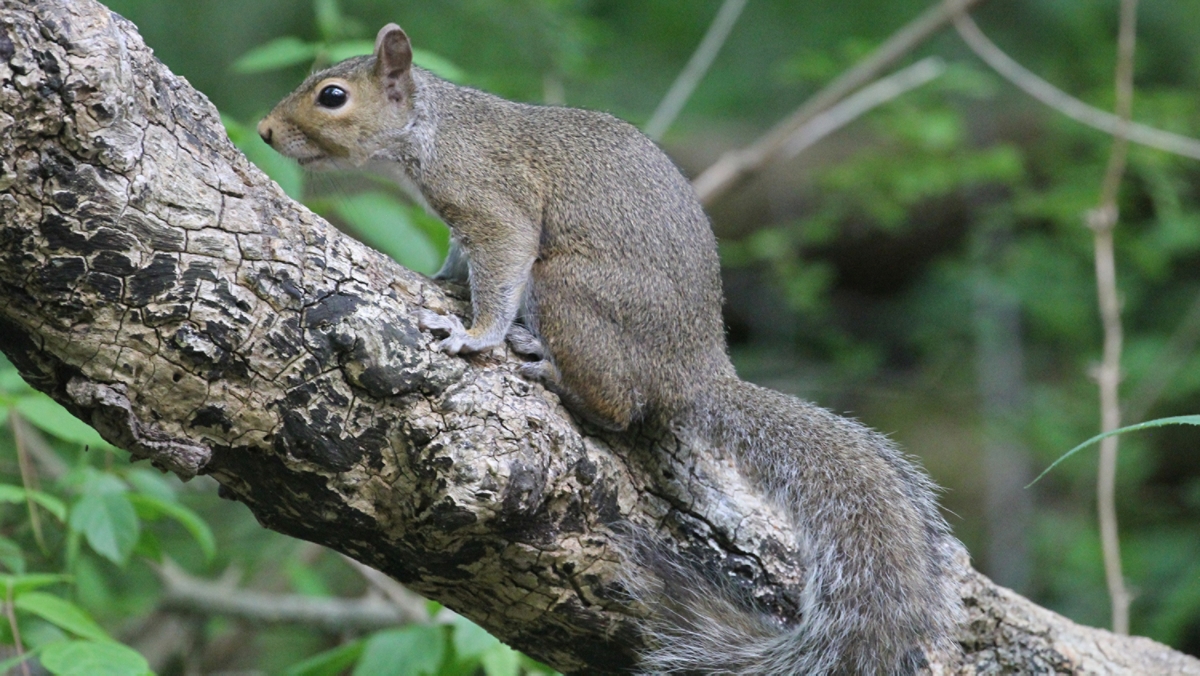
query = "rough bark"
(0, 1, 1196, 673)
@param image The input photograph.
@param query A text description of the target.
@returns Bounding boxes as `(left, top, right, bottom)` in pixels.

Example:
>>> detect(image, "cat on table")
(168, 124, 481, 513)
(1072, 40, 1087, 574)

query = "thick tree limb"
(0, 1, 1197, 673)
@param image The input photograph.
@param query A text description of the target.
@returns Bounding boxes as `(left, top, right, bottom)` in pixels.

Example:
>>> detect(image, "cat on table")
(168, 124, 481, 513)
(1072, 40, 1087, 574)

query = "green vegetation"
(3, 0, 1200, 671)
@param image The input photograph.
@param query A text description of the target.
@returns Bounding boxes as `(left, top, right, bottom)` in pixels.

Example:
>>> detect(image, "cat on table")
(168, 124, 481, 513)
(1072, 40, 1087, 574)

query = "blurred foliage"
(3, 0, 1200, 671)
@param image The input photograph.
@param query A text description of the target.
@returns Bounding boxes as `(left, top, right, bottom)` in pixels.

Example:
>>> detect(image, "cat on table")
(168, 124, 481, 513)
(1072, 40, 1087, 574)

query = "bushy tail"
(628, 377, 963, 675)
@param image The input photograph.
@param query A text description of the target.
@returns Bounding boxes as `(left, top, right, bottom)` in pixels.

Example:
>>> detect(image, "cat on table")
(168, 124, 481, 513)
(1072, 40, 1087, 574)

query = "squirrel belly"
(259, 22, 965, 675)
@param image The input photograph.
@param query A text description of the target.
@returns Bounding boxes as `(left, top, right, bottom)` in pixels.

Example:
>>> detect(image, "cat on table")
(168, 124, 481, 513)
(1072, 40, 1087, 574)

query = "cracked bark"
(0, 1, 1197, 673)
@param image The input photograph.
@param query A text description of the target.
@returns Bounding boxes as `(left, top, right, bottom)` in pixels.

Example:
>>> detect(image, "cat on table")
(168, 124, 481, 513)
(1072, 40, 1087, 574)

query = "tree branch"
(0, 0, 1198, 672)
(154, 559, 425, 632)
(643, 0, 748, 141)
(953, 11, 1200, 160)
(691, 0, 986, 205)
(1087, 0, 1138, 636)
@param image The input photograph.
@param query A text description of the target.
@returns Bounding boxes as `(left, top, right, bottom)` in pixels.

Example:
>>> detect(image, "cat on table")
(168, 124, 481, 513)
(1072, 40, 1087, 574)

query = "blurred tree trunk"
(1, 0, 1198, 673)
(972, 223, 1033, 594)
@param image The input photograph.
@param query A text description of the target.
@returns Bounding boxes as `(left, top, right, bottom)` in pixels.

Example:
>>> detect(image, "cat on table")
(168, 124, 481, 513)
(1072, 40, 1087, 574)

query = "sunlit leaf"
(451, 614, 500, 660)
(0, 536, 24, 574)
(127, 494, 217, 562)
(14, 592, 112, 643)
(233, 36, 319, 73)
(14, 395, 107, 448)
(40, 640, 151, 676)
(324, 39, 374, 63)
(353, 625, 445, 676)
(335, 193, 442, 274)
(285, 558, 330, 596)
(69, 491, 140, 566)
(480, 644, 520, 676)
(0, 484, 67, 521)
(412, 49, 466, 83)
(124, 470, 177, 504)
(0, 573, 70, 597)
(283, 639, 365, 676)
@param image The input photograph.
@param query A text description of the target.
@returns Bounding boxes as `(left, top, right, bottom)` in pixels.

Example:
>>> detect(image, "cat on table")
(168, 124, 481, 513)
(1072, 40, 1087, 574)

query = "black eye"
(317, 85, 348, 108)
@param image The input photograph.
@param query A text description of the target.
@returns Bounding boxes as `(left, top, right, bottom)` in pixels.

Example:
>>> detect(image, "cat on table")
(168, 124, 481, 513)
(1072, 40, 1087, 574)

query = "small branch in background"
(691, 0, 986, 205)
(154, 559, 426, 633)
(644, 0, 749, 141)
(1088, 0, 1139, 636)
(4, 584, 30, 676)
(953, 12, 1200, 161)
(781, 56, 945, 160)
(339, 554, 432, 623)
(8, 413, 68, 481)
(9, 413, 46, 553)
(1124, 291, 1200, 423)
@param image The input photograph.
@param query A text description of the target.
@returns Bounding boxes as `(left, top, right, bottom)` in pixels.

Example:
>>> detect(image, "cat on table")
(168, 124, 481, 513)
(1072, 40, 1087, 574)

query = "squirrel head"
(257, 24, 417, 168)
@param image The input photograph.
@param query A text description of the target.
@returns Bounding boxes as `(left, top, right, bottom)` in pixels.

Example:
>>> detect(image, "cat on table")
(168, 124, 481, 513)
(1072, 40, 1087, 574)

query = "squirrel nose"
(257, 119, 273, 145)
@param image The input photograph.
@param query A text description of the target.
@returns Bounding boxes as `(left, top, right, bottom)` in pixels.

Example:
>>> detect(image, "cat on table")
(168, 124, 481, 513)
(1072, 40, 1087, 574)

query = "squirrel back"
(259, 23, 964, 675)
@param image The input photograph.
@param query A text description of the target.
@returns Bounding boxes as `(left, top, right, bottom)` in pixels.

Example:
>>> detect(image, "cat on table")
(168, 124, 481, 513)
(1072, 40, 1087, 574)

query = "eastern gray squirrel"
(259, 23, 964, 675)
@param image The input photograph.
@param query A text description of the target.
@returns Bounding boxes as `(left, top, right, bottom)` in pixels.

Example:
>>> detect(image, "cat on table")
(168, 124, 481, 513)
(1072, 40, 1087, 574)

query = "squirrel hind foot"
(506, 323, 547, 360)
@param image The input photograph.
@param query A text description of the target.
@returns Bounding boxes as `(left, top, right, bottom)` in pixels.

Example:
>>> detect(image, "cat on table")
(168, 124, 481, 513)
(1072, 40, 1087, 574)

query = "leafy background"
(3, 0, 1200, 673)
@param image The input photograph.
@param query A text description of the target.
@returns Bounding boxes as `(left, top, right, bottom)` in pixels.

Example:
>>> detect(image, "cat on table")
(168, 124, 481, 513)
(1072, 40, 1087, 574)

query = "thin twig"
(781, 56, 945, 159)
(644, 0, 749, 141)
(4, 584, 30, 676)
(339, 554, 431, 622)
(154, 559, 427, 632)
(9, 413, 46, 554)
(1088, 0, 1138, 636)
(691, 0, 986, 204)
(953, 12, 1200, 161)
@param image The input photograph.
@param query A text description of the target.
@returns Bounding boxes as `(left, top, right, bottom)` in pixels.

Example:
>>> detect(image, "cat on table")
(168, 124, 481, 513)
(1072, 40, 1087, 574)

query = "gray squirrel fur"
(259, 23, 965, 675)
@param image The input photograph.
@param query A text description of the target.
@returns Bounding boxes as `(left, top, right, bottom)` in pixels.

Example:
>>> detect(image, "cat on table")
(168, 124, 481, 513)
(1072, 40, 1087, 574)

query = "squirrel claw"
(418, 309, 470, 354)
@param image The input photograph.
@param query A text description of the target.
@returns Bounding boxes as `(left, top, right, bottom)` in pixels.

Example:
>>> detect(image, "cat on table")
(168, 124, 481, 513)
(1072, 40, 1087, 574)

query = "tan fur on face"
(258, 29, 417, 168)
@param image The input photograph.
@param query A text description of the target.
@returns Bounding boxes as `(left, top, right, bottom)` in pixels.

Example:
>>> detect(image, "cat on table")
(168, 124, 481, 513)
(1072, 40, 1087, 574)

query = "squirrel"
(259, 23, 965, 675)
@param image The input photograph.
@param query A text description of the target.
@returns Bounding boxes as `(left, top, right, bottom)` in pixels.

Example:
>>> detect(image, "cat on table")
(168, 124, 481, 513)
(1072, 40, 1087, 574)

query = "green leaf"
(69, 491, 140, 566)
(0, 484, 67, 521)
(314, 0, 340, 41)
(40, 640, 151, 676)
(284, 558, 331, 597)
(451, 614, 500, 660)
(0, 536, 25, 574)
(14, 395, 107, 448)
(324, 39, 374, 63)
(0, 573, 70, 596)
(480, 644, 519, 676)
(1029, 415, 1200, 486)
(232, 36, 319, 73)
(14, 592, 112, 643)
(282, 639, 365, 676)
(124, 470, 177, 503)
(335, 193, 442, 274)
(0, 362, 32, 395)
(412, 49, 466, 83)
(127, 494, 217, 562)
(353, 625, 445, 676)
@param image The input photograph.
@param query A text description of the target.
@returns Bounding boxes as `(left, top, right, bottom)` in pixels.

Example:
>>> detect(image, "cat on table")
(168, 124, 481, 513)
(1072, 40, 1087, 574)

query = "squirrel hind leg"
(506, 323, 547, 360)
(518, 358, 633, 432)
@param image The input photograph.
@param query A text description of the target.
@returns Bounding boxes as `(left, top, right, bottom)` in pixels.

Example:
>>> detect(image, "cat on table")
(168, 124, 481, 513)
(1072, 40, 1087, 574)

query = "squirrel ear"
(374, 23, 413, 100)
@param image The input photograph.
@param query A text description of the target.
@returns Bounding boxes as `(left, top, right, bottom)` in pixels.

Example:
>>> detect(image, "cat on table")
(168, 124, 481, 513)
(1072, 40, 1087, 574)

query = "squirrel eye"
(317, 85, 348, 108)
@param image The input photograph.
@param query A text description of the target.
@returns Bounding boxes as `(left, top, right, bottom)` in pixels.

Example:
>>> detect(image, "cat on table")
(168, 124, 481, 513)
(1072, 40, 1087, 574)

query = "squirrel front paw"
(417, 309, 503, 355)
